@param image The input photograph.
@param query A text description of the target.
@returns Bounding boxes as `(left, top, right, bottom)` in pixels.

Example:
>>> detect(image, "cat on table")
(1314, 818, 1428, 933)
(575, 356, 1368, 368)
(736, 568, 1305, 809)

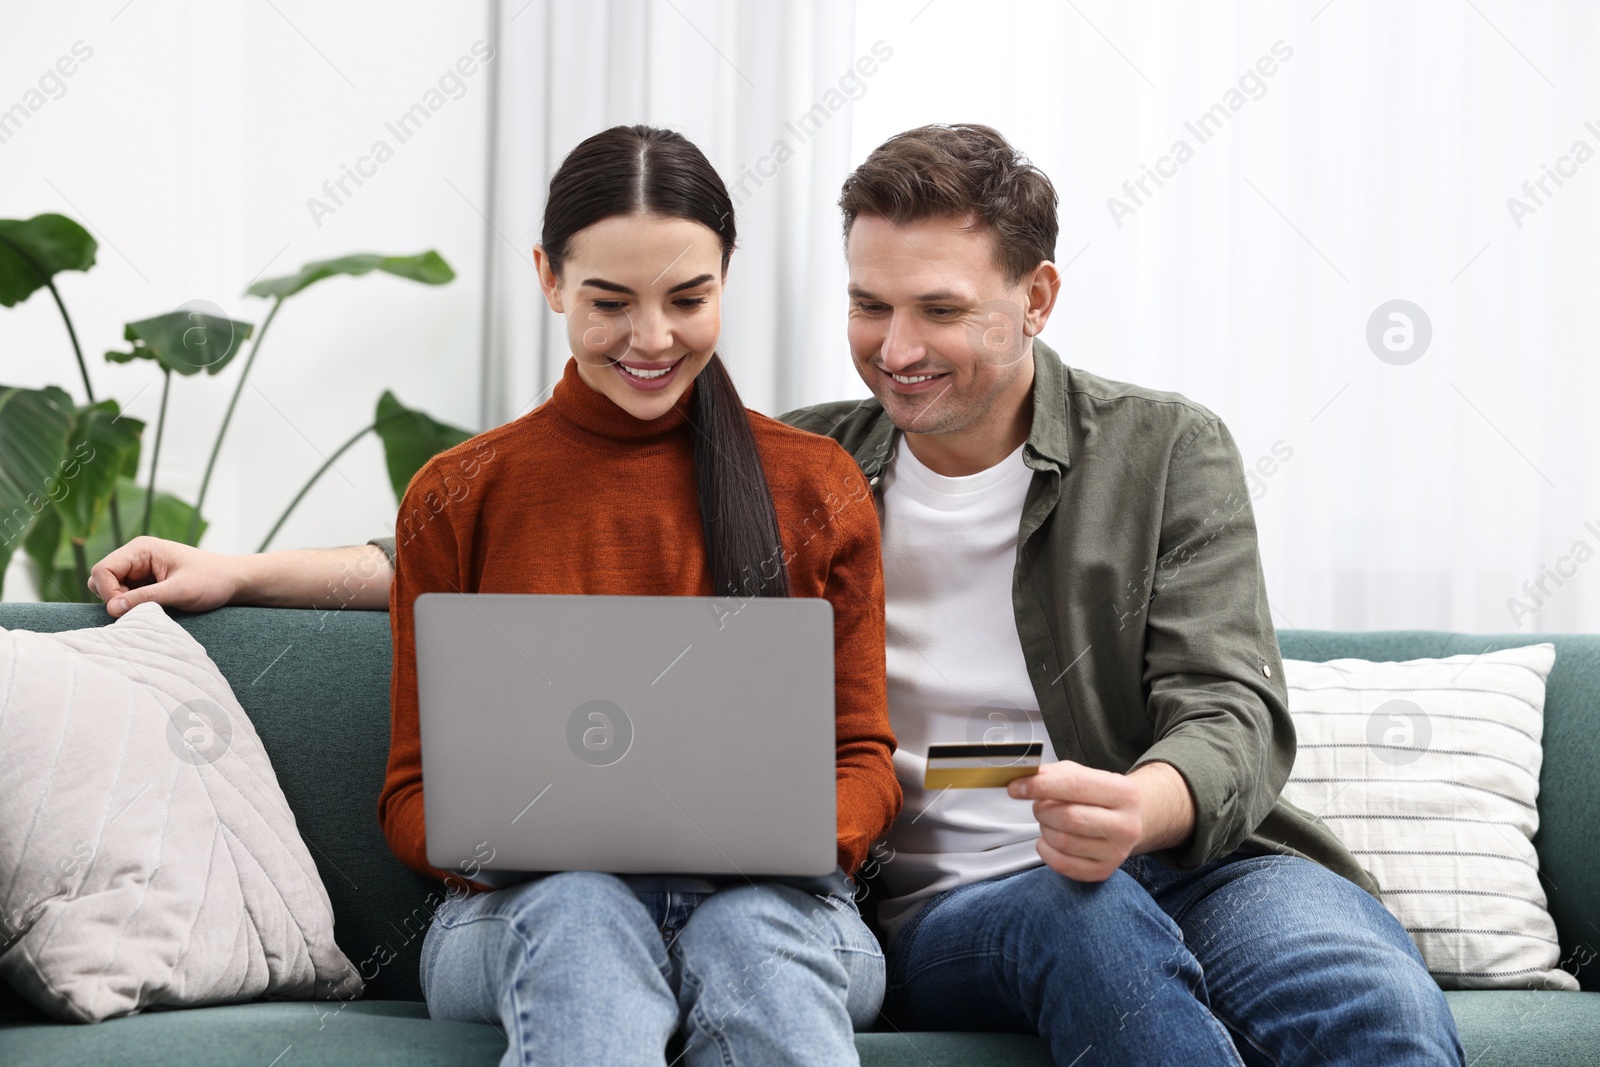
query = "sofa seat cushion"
(0, 1000, 504, 1066)
(1443, 989, 1600, 1066)
(0, 998, 1054, 1066)
(4, 992, 1598, 1066)
(853, 1031, 1053, 1065)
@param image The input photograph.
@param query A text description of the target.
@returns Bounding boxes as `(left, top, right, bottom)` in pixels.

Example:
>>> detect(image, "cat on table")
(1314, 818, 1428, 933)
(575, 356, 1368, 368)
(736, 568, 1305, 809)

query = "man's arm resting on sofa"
(87, 535, 393, 615)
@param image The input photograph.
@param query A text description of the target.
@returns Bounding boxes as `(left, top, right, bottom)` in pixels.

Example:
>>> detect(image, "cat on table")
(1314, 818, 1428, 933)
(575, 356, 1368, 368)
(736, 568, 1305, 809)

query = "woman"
(377, 125, 900, 1066)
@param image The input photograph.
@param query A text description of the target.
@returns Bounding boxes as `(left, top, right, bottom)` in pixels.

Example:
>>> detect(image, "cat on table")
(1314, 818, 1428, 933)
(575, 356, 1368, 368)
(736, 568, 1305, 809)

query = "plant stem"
(255, 410, 411, 553)
(257, 422, 367, 553)
(142, 368, 171, 537)
(48, 272, 129, 546)
(0, 231, 124, 545)
(71, 539, 90, 601)
(45, 279, 93, 403)
(190, 295, 280, 544)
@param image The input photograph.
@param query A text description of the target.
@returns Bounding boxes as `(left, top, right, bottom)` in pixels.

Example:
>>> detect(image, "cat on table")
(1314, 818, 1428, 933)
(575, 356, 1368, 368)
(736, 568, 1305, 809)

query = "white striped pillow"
(1280, 643, 1576, 991)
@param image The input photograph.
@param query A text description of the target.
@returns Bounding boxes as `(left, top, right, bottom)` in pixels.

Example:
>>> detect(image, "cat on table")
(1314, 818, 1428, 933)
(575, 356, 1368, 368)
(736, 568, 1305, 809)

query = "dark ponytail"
(541, 125, 790, 598)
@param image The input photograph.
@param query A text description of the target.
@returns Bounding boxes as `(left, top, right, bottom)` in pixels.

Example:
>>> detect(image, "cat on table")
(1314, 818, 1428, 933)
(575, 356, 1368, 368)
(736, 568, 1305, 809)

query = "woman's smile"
(610, 354, 686, 392)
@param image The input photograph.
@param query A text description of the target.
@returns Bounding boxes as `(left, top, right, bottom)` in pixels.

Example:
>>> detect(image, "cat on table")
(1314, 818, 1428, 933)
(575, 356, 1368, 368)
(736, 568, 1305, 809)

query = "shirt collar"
(1021, 339, 1073, 473)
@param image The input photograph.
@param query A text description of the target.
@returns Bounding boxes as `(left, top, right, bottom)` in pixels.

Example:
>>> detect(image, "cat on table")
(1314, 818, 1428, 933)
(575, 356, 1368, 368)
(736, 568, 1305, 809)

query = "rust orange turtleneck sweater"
(378, 357, 899, 890)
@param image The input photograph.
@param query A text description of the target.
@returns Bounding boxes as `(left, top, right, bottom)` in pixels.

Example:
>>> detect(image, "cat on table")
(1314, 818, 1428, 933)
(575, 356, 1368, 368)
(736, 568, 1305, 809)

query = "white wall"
(2, 0, 491, 596)
(850, 0, 1600, 636)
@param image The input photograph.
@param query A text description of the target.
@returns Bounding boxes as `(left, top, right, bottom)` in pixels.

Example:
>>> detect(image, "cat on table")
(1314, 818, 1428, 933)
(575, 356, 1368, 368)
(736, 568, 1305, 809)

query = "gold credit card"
(923, 741, 1044, 789)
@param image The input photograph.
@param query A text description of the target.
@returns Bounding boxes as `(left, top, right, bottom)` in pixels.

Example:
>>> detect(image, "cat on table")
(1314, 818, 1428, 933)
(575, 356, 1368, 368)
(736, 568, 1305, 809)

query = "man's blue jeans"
(881, 853, 1465, 1066)
(420, 870, 884, 1066)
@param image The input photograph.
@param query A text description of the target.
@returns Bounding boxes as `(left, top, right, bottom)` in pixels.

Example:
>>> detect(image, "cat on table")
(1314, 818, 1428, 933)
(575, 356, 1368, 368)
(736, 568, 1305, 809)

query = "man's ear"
(533, 245, 564, 313)
(1021, 260, 1061, 337)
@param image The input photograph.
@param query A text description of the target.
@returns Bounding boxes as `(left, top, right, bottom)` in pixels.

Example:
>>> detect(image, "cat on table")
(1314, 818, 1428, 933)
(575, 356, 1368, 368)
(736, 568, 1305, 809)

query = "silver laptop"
(413, 593, 837, 878)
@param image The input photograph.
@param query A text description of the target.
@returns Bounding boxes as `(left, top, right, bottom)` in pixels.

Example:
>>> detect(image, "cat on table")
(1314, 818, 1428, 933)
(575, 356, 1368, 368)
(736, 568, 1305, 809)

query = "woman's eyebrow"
(666, 273, 715, 294)
(579, 273, 714, 295)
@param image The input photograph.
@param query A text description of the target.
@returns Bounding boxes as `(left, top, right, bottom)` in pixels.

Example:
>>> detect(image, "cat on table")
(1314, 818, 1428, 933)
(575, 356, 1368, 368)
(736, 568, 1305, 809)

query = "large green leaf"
(22, 504, 71, 602)
(50, 476, 205, 577)
(0, 384, 76, 597)
(0, 214, 97, 307)
(246, 251, 455, 300)
(105, 310, 254, 376)
(373, 390, 472, 501)
(56, 400, 145, 543)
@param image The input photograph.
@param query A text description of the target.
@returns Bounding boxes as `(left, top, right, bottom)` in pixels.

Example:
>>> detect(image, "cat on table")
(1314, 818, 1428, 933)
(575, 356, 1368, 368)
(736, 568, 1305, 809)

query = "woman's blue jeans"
(420, 870, 884, 1066)
(881, 852, 1465, 1066)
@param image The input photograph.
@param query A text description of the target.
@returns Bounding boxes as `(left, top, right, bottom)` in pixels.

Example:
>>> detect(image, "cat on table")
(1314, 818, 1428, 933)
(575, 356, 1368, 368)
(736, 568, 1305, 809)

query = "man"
(89, 125, 1461, 1064)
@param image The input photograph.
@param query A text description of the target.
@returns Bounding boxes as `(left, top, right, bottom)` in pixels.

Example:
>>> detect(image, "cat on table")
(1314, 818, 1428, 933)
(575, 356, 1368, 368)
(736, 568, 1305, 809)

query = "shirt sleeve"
(375, 465, 494, 892)
(820, 447, 902, 876)
(1131, 416, 1295, 870)
(368, 536, 396, 568)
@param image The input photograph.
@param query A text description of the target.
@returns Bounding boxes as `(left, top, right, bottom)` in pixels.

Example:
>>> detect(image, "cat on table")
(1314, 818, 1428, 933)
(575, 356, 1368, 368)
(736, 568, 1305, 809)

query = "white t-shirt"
(875, 437, 1058, 941)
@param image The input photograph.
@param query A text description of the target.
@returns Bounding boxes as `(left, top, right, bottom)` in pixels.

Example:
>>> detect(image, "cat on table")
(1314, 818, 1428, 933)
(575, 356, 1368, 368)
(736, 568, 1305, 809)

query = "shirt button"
(1262, 664, 1272, 678)
(869, 476, 880, 486)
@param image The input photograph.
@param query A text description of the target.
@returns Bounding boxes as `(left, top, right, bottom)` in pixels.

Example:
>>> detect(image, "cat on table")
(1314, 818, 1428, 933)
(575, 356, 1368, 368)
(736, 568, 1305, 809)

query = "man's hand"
(1008, 760, 1196, 882)
(88, 536, 241, 617)
(88, 538, 394, 614)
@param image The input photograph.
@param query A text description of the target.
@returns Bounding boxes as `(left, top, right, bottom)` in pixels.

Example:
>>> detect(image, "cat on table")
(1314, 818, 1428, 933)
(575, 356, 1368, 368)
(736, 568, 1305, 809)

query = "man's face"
(846, 214, 1035, 436)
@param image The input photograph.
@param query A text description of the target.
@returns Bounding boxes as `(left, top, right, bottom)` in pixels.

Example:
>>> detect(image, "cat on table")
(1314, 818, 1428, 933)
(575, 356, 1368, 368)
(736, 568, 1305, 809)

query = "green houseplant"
(0, 213, 473, 602)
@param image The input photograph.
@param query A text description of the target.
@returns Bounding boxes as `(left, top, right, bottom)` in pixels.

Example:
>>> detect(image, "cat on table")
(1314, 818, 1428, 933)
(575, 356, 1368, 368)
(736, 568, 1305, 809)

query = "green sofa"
(2, 602, 1597, 1065)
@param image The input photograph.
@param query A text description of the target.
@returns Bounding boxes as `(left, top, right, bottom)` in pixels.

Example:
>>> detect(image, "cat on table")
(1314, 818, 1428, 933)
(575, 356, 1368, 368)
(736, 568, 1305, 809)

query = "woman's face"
(535, 213, 726, 421)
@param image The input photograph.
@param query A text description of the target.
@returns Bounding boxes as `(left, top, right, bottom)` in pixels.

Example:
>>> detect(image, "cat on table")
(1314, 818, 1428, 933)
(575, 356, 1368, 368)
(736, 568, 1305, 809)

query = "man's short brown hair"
(838, 124, 1058, 284)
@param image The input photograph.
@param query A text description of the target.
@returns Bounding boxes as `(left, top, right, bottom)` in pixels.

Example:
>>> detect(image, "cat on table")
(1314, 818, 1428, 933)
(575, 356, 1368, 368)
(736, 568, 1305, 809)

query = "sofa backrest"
(2, 604, 1594, 1006)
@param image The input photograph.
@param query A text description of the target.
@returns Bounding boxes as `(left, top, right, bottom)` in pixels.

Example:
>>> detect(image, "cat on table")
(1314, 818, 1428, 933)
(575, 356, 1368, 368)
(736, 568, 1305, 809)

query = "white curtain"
(479, 0, 1600, 635)
(849, 0, 1600, 637)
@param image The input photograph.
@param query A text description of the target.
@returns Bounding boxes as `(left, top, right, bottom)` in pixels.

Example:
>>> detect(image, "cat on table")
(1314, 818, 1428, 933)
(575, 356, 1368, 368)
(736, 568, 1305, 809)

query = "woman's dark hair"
(541, 125, 789, 598)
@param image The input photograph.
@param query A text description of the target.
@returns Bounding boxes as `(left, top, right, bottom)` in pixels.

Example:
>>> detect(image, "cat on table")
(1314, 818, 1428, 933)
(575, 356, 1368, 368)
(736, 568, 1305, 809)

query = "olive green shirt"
(372, 339, 1377, 893)
(779, 341, 1376, 893)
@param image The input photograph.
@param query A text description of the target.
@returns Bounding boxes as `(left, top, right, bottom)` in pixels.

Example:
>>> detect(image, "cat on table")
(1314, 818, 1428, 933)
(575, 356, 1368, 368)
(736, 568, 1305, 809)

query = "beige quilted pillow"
(0, 602, 361, 1021)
